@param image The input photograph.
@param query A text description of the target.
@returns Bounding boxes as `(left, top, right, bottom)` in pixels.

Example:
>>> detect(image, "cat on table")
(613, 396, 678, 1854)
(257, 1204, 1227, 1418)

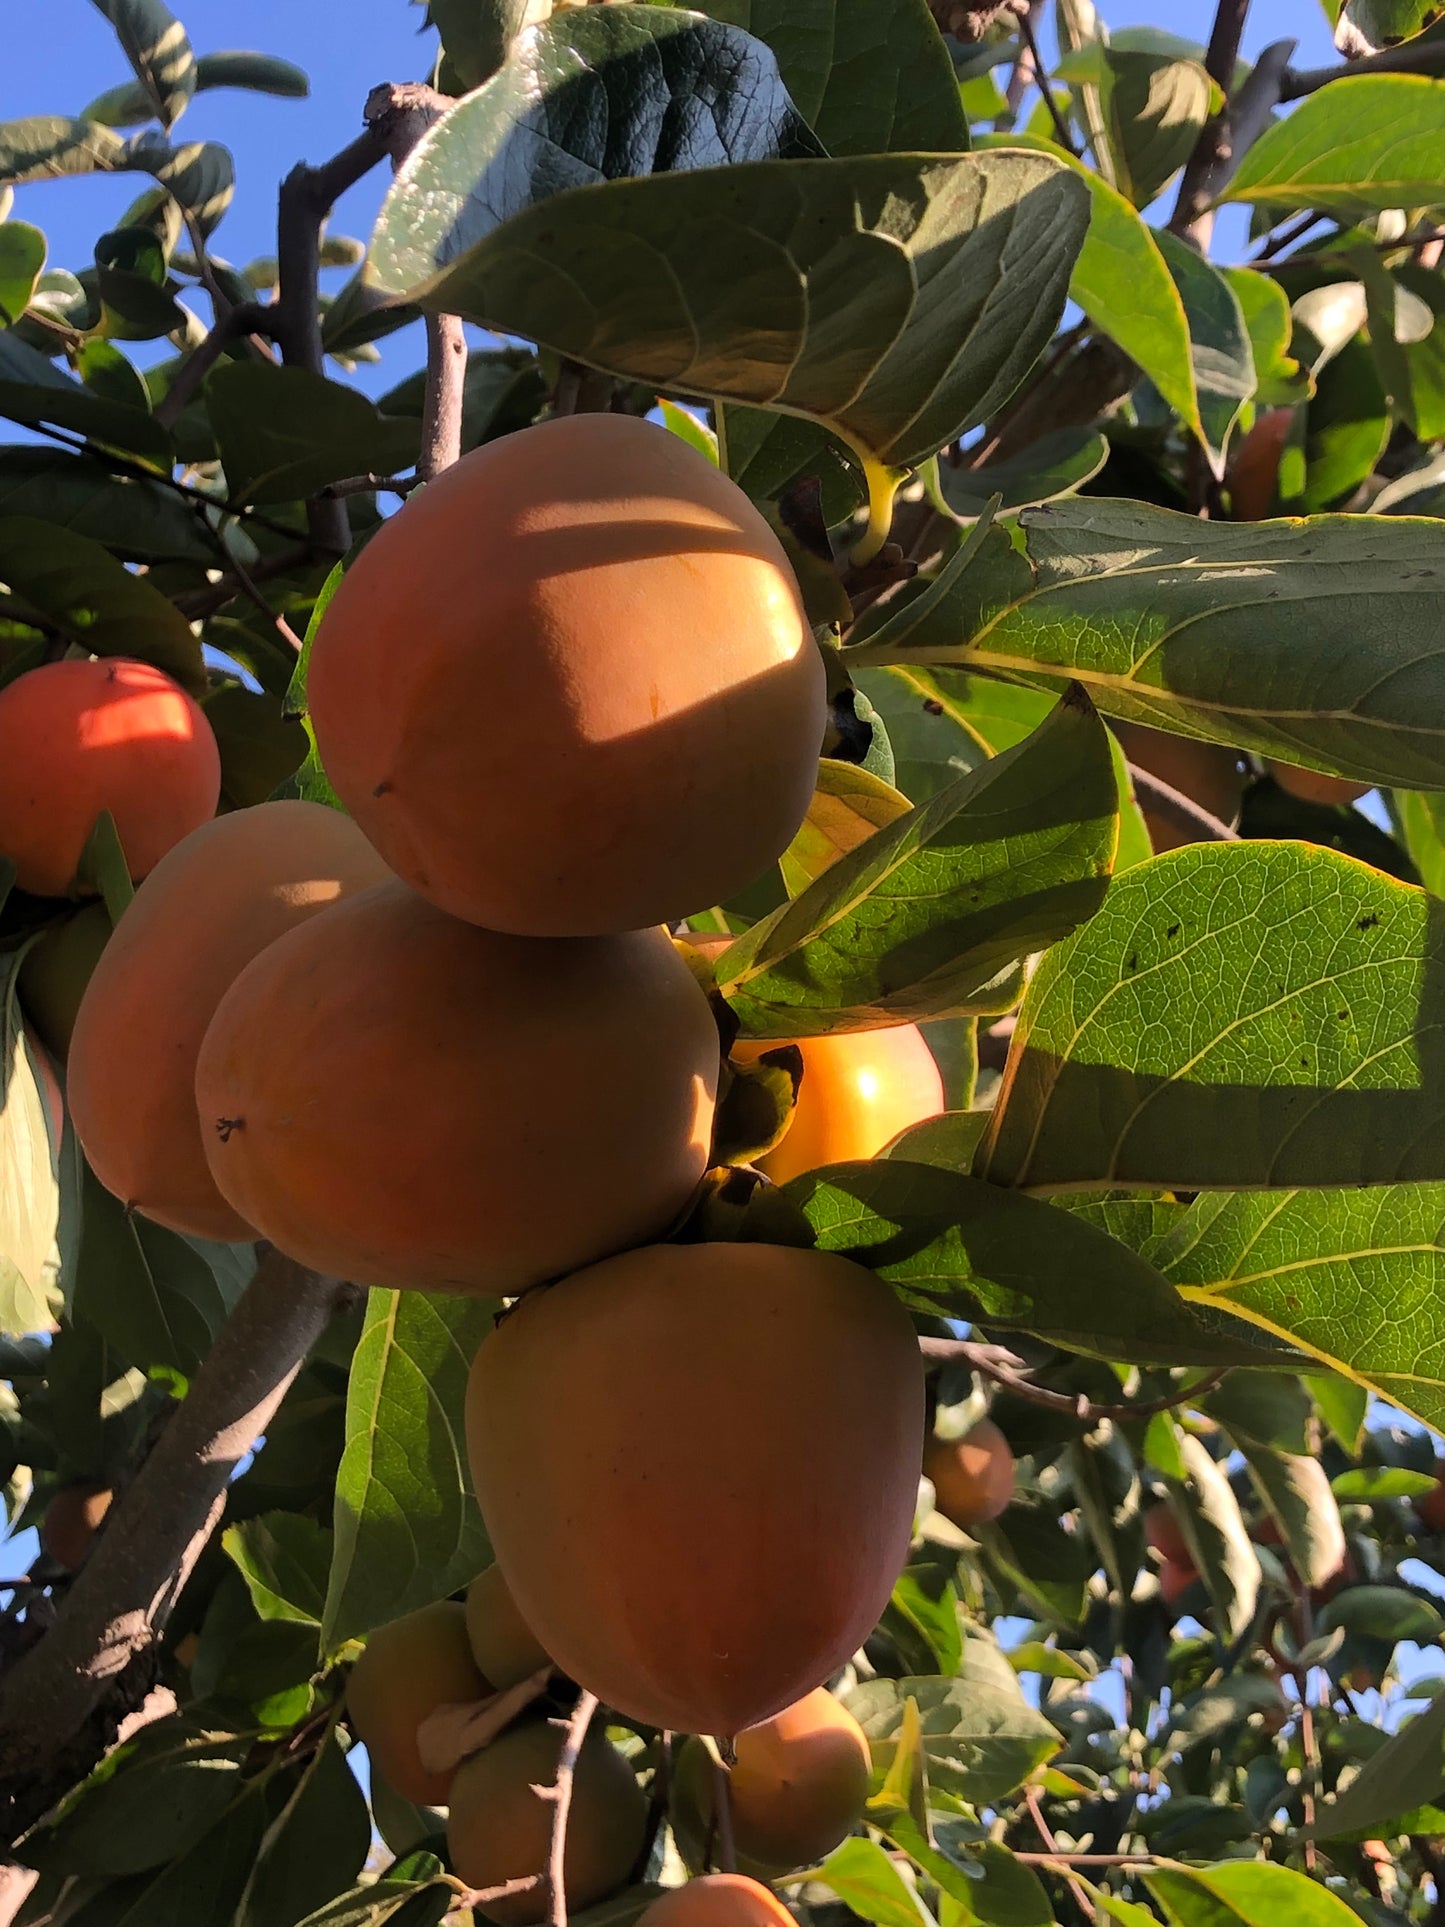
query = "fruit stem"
(848, 460, 904, 569)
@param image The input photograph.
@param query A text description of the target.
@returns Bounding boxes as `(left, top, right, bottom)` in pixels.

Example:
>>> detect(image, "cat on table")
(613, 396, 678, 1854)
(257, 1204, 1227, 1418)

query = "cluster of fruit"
(0, 411, 1030, 1917)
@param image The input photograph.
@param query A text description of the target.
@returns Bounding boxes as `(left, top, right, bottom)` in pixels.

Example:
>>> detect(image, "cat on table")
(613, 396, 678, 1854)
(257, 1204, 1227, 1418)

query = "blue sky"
(0, 0, 1343, 331)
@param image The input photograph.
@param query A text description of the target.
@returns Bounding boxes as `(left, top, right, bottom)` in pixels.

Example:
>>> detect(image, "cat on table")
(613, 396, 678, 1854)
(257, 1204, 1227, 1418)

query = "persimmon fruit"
(467, 1241, 924, 1737)
(308, 413, 824, 938)
(0, 658, 219, 897)
(1159, 1557, 1199, 1608)
(196, 882, 719, 1293)
(346, 1599, 488, 1807)
(673, 1688, 870, 1875)
(1228, 408, 1294, 522)
(924, 1418, 1015, 1529)
(1144, 1501, 1190, 1566)
(40, 1482, 113, 1570)
(465, 1563, 552, 1691)
(1266, 761, 1371, 808)
(639, 1877, 796, 1927)
(69, 800, 389, 1242)
(732, 1026, 945, 1183)
(1417, 1462, 1445, 1533)
(446, 1716, 647, 1923)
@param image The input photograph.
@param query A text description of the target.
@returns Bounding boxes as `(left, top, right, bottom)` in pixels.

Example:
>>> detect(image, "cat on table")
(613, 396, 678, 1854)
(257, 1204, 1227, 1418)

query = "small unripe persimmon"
(673, 1689, 870, 1875)
(446, 1717, 647, 1924)
(1417, 1464, 1445, 1534)
(0, 658, 219, 898)
(309, 413, 824, 938)
(731, 1027, 945, 1183)
(197, 885, 719, 1295)
(18, 902, 112, 1060)
(1266, 761, 1371, 808)
(924, 1418, 1014, 1529)
(1144, 1501, 1190, 1567)
(1229, 408, 1294, 522)
(465, 1564, 551, 1692)
(346, 1600, 488, 1807)
(40, 1483, 113, 1570)
(639, 1876, 796, 1927)
(1159, 1557, 1199, 1609)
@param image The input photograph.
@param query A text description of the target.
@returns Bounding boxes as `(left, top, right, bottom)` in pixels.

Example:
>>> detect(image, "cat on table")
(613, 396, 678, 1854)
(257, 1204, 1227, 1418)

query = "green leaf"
(141, 139, 234, 236)
(699, 0, 969, 155)
(1287, 335, 1389, 514)
(1239, 1447, 1346, 1591)
(865, 498, 1445, 795)
(779, 759, 913, 897)
(719, 404, 862, 522)
(205, 362, 420, 506)
(0, 516, 202, 686)
(1394, 787, 1445, 895)
(936, 428, 1109, 521)
(426, 0, 527, 89)
(0, 222, 45, 325)
(809, 1837, 932, 1927)
(886, 1557, 965, 1678)
(884, 1110, 990, 1170)
(0, 447, 216, 561)
(1097, 49, 1213, 208)
(982, 842, 1445, 1192)
(1146, 1860, 1376, 1927)
(294, 1881, 453, 1927)
(1110, 1185, 1445, 1436)
(1154, 229, 1255, 472)
(1317, 1584, 1444, 1640)
(715, 688, 1117, 1037)
(367, 147, 1090, 473)
(0, 958, 60, 1337)
(236, 1732, 371, 1927)
(1224, 265, 1309, 407)
(1310, 1689, 1445, 1839)
(205, 685, 309, 810)
(0, 116, 128, 185)
(1308, 1368, 1368, 1452)
(1331, 1466, 1437, 1499)
(1337, 1, 1445, 50)
(788, 1161, 1271, 1366)
(1223, 75, 1445, 218)
(68, 1160, 254, 1377)
(223, 1512, 331, 1626)
(193, 50, 310, 99)
(1168, 1435, 1261, 1643)
(847, 1638, 1061, 1806)
(977, 1505, 1095, 1627)
(937, 1847, 1053, 1927)
(90, 0, 197, 127)
(322, 1287, 496, 1652)
(0, 326, 172, 460)
(75, 809, 136, 923)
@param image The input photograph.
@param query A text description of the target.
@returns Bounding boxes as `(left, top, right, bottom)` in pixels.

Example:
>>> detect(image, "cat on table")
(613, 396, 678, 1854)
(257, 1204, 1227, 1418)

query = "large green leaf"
(848, 500, 1445, 789)
(787, 1159, 1277, 1366)
(981, 842, 1445, 1192)
(0, 956, 60, 1338)
(0, 448, 216, 561)
(1309, 1689, 1445, 1839)
(1155, 229, 1255, 472)
(1146, 1862, 1370, 1927)
(90, 0, 197, 127)
(322, 1287, 496, 1652)
(235, 1733, 371, 1927)
(846, 1638, 1061, 1806)
(1122, 1185, 1445, 1434)
(1223, 75, 1445, 218)
(0, 516, 203, 687)
(808, 1838, 932, 1927)
(699, 0, 969, 155)
(1097, 48, 1213, 208)
(715, 687, 1117, 1037)
(369, 148, 1089, 473)
(206, 364, 420, 506)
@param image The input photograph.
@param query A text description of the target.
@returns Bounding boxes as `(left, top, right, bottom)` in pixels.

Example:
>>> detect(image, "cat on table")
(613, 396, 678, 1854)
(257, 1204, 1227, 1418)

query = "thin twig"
(713, 1755, 738, 1875)
(540, 1690, 599, 1927)
(919, 1338, 1229, 1426)
(419, 313, 467, 482)
(1283, 33, 1445, 99)
(1012, 7, 1078, 156)
(171, 544, 318, 620)
(153, 301, 268, 431)
(1016, 1851, 1158, 1868)
(1249, 209, 1327, 264)
(1128, 762, 1241, 845)
(206, 529, 304, 655)
(318, 472, 420, 501)
(1169, 0, 1253, 244)
(1025, 1786, 1097, 1922)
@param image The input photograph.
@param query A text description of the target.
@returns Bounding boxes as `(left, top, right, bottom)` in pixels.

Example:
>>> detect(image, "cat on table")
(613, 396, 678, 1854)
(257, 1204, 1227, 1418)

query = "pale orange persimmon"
(1266, 761, 1371, 807)
(733, 1027, 944, 1183)
(467, 1242, 924, 1737)
(446, 1717, 647, 1923)
(40, 1482, 113, 1570)
(1228, 408, 1294, 522)
(673, 1689, 870, 1874)
(308, 414, 824, 938)
(68, 801, 389, 1241)
(196, 882, 719, 1293)
(639, 1876, 796, 1927)
(346, 1600, 488, 1807)
(465, 1564, 552, 1692)
(924, 1418, 1015, 1529)
(0, 658, 220, 897)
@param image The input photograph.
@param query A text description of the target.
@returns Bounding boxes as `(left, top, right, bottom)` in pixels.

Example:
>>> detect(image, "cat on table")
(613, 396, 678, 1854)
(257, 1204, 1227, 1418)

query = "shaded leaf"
(1099, 49, 1213, 208)
(237, 1732, 371, 1927)
(1168, 1434, 1261, 1643)
(982, 843, 1445, 1192)
(1310, 1688, 1445, 1838)
(223, 1512, 331, 1626)
(937, 428, 1109, 521)
(0, 116, 128, 185)
(193, 50, 309, 99)
(1239, 1447, 1347, 1591)
(0, 327, 172, 460)
(1155, 228, 1255, 472)
(0, 447, 216, 562)
(206, 363, 420, 505)
(322, 1287, 496, 1651)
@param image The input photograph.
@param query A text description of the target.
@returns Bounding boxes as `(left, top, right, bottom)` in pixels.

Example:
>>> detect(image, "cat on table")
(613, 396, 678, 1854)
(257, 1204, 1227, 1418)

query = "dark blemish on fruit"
(215, 1117, 244, 1143)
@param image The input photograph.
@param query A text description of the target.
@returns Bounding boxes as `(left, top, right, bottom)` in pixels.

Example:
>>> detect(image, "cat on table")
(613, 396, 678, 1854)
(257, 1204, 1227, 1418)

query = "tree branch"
(1283, 33, 1445, 98)
(153, 300, 268, 433)
(920, 1338, 1229, 1425)
(542, 1690, 599, 1927)
(1127, 763, 1241, 845)
(1012, 7, 1078, 155)
(1168, 0, 1253, 244)
(419, 314, 468, 482)
(0, 1250, 353, 1846)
